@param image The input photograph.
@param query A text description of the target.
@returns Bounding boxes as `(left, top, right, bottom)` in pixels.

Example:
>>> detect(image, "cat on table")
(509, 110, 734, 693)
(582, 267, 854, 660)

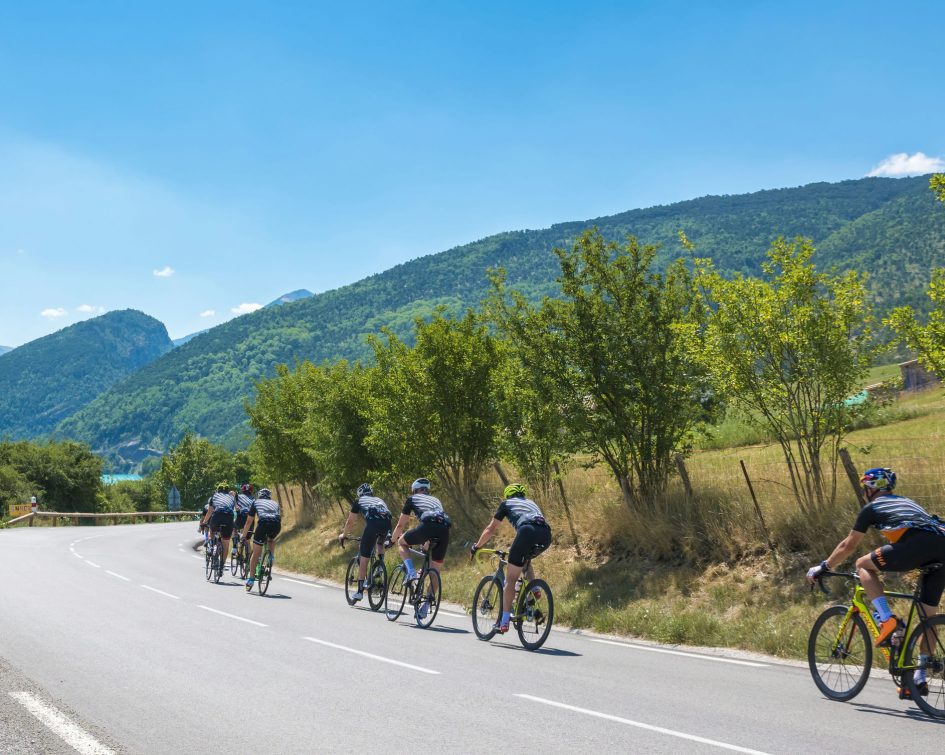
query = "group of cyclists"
(198, 482, 282, 590)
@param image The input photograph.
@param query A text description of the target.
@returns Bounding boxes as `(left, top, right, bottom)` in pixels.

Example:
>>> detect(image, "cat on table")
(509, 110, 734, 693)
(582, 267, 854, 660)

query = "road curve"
(0, 523, 942, 754)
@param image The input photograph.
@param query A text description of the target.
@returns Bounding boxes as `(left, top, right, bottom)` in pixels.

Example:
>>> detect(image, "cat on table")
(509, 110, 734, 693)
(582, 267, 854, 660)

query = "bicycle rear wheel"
(471, 575, 502, 641)
(385, 564, 408, 621)
(213, 548, 223, 583)
(259, 552, 273, 595)
(517, 579, 553, 650)
(415, 568, 441, 629)
(205, 543, 214, 581)
(367, 560, 388, 612)
(344, 557, 360, 605)
(807, 605, 872, 701)
(230, 544, 239, 576)
(904, 614, 945, 717)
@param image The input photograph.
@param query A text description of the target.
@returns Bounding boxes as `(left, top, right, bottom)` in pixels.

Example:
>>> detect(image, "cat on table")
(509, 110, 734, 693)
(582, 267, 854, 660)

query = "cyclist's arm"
(472, 518, 501, 551)
(390, 513, 410, 543)
(240, 512, 255, 543)
(340, 512, 357, 539)
(201, 505, 214, 527)
(822, 530, 866, 572)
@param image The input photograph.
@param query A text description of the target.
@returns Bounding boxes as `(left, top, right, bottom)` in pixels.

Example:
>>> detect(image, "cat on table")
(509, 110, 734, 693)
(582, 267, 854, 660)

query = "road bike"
(248, 540, 274, 596)
(342, 535, 388, 612)
(471, 548, 554, 651)
(230, 532, 247, 578)
(809, 562, 945, 717)
(384, 541, 441, 628)
(205, 532, 223, 584)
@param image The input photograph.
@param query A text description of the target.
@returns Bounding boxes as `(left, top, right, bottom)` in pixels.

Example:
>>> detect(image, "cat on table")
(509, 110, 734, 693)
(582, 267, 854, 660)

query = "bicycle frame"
(475, 548, 533, 619)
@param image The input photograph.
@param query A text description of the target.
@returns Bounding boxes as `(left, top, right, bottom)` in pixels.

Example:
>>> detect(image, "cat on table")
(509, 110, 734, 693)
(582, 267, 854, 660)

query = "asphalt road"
(1, 522, 943, 754)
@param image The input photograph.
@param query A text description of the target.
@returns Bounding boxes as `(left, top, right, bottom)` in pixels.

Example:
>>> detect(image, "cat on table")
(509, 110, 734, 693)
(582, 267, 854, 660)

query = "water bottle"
(891, 624, 904, 648)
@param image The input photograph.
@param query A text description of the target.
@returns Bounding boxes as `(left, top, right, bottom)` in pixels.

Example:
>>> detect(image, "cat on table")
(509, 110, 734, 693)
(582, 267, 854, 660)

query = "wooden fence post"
(838, 448, 866, 509)
(552, 461, 582, 557)
(493, 462, 510, 487)
(739, 459, 778, 566)
(675, 454, 693, 499)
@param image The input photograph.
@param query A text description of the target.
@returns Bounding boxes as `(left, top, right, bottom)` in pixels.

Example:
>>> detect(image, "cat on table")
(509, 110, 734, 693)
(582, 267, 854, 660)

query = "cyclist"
(469, 483, 552, 634)
(241, 487, 282, 590)
(233, 483, 255, 558)
(807, 467, 945, 694)
(338, 483, 392, 602)
(390, 478, 451, 617)
(200, 483, 235, 576)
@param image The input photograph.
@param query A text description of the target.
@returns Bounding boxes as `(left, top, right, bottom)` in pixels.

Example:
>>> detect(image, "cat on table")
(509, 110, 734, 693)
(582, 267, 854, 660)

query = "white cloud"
(40, 307, 67, 319)
(867, 152, 945, 177)
(77, 304, 105, 314)
(231, 302, 263, 315)
(153, 266, 175, 277)
(199, 309, 216, 318)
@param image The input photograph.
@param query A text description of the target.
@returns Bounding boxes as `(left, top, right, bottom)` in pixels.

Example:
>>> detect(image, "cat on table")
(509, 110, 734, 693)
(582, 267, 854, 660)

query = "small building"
(899, 359, 941, 392)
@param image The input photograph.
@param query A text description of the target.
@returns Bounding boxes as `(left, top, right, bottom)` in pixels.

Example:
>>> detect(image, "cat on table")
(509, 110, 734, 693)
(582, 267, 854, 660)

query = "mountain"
(0, 345, 11, 356)
(0, 310, 173, 441)
(266, 289, 314, 308)
(54, 175, 945, 464)
(172, 330, 209, 347)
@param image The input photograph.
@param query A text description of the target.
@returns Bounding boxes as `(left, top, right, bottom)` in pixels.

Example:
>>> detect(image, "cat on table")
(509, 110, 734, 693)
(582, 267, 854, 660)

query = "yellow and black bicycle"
(808, 563, 945, 717)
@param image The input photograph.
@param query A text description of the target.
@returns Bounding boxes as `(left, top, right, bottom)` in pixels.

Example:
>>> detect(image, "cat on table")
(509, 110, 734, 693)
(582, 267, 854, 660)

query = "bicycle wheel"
(385, 564, 408, 621)
(367, 560, 388, 612)
(414, 568, 441, 629)
(259, 552, 273, 595)
(517, 579, 553, 650)
(213, 548, 223, 584)
(903, 614, 945, 717)
(472, 576, 503, 641)
(237, 545, 247, 579)
(230, 544, 239, 576)
(344, 557, 361, 605)
(205, 543, 214, 580)
(807, 605, 872, 701)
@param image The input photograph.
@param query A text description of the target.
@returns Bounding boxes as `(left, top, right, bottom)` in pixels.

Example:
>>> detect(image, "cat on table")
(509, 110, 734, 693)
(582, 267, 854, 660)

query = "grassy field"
(274, 382, 945, 660)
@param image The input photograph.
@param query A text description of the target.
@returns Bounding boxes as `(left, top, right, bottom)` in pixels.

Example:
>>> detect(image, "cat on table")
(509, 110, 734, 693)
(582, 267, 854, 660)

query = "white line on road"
(105, 570, 131, 582)
(192, 555, 204, 561)
(516, 694, 770, 754)
(72, 552, 83, 559)
(84, 560, 100, 568)
(590, 639, 769, 668)
(198, 605, 267, 627)
(281, 577, 326, 589)
(10, 691, 116, 755)
(302, 637, 440, 675)
(141, 585, 180, 600)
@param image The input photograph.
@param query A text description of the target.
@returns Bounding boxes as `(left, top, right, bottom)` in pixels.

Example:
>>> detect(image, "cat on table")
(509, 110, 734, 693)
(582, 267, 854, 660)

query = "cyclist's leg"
(247, 538, 263, 582)
(401, 522, 431, 578)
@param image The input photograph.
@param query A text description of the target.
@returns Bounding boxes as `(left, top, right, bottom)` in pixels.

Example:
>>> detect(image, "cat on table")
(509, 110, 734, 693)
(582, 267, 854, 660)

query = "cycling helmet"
(860, 467, 896, 492)
(411, 478, 431, 493)
(503, 483, 527, 499)
(356, 483, 373, 497)
(240, 483, 253, 494)
(257, 488, 272, 499)
(216, 482, 228, 493)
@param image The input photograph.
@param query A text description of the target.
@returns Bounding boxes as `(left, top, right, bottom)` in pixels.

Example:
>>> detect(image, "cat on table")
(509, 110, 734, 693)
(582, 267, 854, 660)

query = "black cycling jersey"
(235, 493, 254, 514)
(853, 494, 945, 543)
(495, 496, 546, 531)
(351, 495, 391, 520)
(250, 497, 281, 521)
(209, 491, 234, 515)
(402, 493, 447, 522)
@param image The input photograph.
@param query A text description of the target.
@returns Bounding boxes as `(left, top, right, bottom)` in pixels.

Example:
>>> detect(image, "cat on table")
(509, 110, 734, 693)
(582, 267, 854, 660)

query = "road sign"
(167, 485, 181, 512)
(9, 503, 32, 517)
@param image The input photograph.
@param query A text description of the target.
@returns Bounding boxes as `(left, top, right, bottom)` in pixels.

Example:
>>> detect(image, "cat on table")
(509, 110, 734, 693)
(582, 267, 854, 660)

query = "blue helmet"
(860, 468, 896, 492)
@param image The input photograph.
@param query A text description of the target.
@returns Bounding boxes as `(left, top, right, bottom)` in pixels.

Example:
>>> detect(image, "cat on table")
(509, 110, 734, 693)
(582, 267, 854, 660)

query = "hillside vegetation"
(56, 176, 944, 462)
(0, 310, 172, 440)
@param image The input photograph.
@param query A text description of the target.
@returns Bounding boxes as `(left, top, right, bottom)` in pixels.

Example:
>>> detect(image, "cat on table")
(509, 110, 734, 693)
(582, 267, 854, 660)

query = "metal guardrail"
(2, 511, 199, 527)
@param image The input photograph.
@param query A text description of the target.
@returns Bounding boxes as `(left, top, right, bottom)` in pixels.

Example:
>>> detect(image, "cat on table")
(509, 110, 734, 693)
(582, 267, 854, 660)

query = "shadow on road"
(396, 623, 471, 635)
(851, 701, 945, 725)
(490, 643, 582, 658)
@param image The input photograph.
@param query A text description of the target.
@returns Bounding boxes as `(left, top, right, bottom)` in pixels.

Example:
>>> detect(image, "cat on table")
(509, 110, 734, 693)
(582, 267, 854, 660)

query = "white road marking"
(192, 555, 204, 561)
(105, 570, 131, 582)
(438, 610, 467, 619)
(590, 639, 769, 668)
(302, 637, 440, 675)
(10, 691, 116, 755)
(198, 605, 267, 627)
(141, 585, 180, 600)
(516, 694, 770, 754)
(281, 577, 326, 589)
(72, 552, 83, 559)
(84, 560, 100, 568)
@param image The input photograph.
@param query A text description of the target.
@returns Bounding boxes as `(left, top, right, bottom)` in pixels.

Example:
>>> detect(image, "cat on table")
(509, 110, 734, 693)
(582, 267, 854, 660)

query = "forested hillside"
(55, 175, 945, 466)
(0, 310, 172, 440)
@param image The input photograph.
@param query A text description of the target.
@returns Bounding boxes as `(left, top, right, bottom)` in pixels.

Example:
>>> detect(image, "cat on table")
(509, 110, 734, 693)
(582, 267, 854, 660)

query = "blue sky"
(2, 0, 943, 346)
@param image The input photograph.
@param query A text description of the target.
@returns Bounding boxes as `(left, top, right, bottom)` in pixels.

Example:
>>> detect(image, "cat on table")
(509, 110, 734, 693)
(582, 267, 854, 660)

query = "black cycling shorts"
(403, 520, 450, 562)
(235, 511, 248, 531)
(209, 510, 234, 539)
(870, 529, 945, 605)
(509, 522, 552, 567)
(360, 516, 391, 559)
(253, 518, 282, 546)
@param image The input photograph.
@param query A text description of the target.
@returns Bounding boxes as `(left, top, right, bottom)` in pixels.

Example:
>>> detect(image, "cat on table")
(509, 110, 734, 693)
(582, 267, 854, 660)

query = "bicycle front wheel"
(472, 576, 502, 641)
(385, 564, 408, 621)
(344, 557, 360, 606)
(904, 614, 945, 717)
(415, 568, 441, 629)
(230, 546, 239, 576)
(517, 579, 553, 650)
(367, 560, 388, 612)
(807, 605, 872, 701)
(205, 545, 214, 581)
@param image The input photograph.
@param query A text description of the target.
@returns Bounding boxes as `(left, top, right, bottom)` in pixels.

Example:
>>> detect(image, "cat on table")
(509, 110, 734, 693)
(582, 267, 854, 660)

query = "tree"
(366, 310, 499, 522)
(696, 237, 874, 513)
(932, 174, 945, 205)
(158, 433, 232, 510)
(0, 440, 103, 512)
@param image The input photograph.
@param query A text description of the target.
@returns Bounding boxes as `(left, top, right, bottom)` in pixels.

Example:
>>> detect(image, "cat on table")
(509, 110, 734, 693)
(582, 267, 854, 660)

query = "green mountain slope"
(0, 310, 172, 440)
(54, 176, 944, 464)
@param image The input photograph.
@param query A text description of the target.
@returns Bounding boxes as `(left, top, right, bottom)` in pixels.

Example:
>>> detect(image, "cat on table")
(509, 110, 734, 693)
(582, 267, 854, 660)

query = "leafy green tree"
(158, 433, 232, 510)
(0, 440, 103, 512)
(0, 464, 34, 514)
(932, 174, 945, 204)
(366, 310, 499, 522)
(886, 268, 945, 378)
(696, 237, 874, 512)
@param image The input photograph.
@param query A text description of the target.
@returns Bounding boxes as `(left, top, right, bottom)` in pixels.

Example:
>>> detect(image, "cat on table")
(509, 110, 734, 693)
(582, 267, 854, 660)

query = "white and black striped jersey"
(402, 493, 446, 522)
(250, 497, 281, 521)
(351, 495, 391, 520)
(209, 491, 234, 514)
(494, 496, 546, 531)
(235, 493, 254, 514)
(853, 494, 945, 543)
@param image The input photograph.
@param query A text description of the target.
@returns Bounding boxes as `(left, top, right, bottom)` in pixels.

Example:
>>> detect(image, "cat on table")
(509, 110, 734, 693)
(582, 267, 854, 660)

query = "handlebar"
(472, 547, 508, 564)
(812, 570, 859, 596)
